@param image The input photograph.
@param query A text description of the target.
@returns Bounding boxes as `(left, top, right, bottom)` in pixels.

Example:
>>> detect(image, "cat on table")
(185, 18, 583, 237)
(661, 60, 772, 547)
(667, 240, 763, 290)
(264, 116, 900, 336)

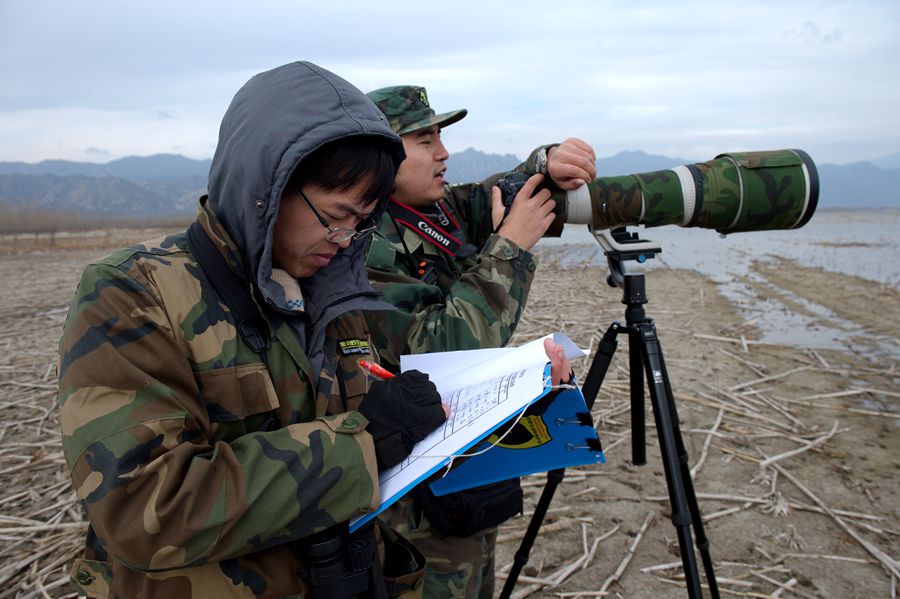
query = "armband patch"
(338, 338, 370, 356)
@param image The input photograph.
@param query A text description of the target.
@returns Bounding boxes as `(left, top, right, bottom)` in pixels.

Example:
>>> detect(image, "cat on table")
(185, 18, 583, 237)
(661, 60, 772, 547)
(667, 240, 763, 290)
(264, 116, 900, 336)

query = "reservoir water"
(536, 210, 900, 358)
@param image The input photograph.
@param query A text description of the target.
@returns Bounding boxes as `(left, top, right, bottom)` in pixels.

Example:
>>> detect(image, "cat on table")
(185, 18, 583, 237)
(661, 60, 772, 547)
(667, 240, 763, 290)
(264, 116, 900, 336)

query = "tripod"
(500, 228, 720, 599)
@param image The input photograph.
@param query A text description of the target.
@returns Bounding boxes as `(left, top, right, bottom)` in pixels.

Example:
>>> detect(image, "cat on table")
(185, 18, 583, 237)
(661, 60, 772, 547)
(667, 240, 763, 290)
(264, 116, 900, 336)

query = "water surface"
(536, 210, 900, 358)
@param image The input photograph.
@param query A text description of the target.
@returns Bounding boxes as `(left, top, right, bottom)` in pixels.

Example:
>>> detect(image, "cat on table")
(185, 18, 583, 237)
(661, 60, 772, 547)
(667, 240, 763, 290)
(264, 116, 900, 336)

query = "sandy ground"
(0, 229, 897, 598)
(496, 247, 900, 598)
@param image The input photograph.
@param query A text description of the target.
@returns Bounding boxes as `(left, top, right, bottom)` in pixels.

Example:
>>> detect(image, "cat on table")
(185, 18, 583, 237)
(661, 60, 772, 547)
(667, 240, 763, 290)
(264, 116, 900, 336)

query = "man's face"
(391, 126, 449, 207)
(272, 180, 376, 278)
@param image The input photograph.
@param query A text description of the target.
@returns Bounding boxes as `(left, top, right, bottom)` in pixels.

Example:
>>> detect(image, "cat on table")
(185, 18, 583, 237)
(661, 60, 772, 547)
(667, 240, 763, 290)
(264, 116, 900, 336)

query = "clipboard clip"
(566, 438, 603, 452)
(554, 412, 593, 427)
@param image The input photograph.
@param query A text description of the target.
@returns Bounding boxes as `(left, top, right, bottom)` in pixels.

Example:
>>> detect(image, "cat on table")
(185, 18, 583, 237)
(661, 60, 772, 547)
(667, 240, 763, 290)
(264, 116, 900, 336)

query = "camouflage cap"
(367, 85, 467, 136)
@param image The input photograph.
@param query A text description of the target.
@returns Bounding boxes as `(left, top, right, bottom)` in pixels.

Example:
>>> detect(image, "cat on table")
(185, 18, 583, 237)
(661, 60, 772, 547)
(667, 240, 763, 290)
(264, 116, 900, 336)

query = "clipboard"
(428, 383, 604, 496)
(349, 333, 605, 531)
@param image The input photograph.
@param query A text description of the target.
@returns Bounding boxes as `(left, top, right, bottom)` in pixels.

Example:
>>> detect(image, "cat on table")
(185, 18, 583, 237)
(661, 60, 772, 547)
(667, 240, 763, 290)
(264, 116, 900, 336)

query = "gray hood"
(207, 61, 404, 316)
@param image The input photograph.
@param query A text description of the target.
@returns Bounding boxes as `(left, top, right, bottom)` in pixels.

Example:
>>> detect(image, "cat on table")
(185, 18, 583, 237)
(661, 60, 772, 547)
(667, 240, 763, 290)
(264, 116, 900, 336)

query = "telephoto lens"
(562, 149, 818, 233)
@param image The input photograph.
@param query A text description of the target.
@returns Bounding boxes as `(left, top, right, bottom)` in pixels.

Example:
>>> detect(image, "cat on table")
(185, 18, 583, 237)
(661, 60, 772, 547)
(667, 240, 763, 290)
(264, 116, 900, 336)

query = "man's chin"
(286, 263, 319, 279)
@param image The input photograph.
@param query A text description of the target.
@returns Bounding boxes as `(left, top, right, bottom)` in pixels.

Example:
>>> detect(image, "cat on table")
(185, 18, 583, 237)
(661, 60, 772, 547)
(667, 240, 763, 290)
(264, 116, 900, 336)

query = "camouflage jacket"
(364, 147, 553, 369)
(57, 62, 423, 598)
(57, 207, 394, 597)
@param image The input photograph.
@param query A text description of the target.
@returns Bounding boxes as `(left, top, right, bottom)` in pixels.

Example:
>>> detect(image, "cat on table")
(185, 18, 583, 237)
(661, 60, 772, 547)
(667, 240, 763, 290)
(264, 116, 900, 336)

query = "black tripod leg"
(638, 323, 704, 599)
(500, 325, 621, 599)
(629, 327, 647, 466)
(656, 345, 720, 598)
(581, 324, 620, 410)
(498, 469, 565, 599)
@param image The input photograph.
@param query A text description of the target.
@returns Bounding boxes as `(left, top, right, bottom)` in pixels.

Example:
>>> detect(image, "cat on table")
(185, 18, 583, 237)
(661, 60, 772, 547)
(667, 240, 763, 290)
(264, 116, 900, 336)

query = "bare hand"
(544, 338, 573, 386)
(547, 138, 596, 190)
(491, 174, 555, 251)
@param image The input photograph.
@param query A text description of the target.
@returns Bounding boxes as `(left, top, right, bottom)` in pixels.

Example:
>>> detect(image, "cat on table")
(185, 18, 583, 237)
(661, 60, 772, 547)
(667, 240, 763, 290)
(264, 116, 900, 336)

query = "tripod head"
(592, 227, 661, 289)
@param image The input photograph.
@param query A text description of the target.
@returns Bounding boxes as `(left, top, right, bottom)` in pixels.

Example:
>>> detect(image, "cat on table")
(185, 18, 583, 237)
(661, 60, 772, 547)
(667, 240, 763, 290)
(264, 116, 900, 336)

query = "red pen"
(358, 359, 395, 380)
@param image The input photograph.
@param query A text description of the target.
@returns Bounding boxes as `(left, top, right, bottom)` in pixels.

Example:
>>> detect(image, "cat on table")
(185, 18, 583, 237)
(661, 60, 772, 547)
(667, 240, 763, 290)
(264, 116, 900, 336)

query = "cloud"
(797, 21, 843, 45)
(1, 0, 898, 164)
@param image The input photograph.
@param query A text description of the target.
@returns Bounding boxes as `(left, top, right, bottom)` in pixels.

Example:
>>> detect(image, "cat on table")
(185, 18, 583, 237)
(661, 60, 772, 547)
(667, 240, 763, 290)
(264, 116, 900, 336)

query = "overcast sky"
(2, 0, 898, 166)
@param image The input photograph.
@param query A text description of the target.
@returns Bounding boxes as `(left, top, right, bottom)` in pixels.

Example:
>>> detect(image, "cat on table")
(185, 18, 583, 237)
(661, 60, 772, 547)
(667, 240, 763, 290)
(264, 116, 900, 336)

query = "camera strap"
(187, 221, 271, 359)
(387, 199, 476, 258)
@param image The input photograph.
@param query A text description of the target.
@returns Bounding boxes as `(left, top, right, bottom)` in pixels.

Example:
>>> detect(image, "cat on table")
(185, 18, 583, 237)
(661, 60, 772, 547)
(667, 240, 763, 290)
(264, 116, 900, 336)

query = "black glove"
(358, 369, 446, 470)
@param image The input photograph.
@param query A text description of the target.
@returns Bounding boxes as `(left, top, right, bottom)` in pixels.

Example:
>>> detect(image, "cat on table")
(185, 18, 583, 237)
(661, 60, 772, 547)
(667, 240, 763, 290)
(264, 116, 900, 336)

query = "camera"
(496, 172, 565, 217)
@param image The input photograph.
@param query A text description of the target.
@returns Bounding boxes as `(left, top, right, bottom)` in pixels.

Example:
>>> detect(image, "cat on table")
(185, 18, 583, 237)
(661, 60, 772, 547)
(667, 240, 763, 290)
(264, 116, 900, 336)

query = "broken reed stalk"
(690, 408, 725, 478)
(598, 511, 655, 595)
(758, 421, 839, 469)
(767, 462, 900, 579)
(500, 524, 619, 598)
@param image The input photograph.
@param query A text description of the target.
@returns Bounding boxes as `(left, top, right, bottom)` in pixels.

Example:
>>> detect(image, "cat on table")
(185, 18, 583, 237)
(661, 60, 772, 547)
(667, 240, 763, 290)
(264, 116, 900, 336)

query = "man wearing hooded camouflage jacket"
(364, 85, 596, 599)
(57, 62, 449, 598)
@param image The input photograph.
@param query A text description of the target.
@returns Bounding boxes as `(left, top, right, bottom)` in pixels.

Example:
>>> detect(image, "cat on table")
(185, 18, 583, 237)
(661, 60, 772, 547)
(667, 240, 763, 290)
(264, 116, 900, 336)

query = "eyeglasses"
(294, 186, 378, 243)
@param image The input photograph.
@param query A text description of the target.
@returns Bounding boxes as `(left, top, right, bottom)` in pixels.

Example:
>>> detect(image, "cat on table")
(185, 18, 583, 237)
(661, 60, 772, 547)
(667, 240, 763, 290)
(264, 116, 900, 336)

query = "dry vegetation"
(0, 229, 897, 598)
(0, 229, 179, 598)
(496, 248, 899, 598)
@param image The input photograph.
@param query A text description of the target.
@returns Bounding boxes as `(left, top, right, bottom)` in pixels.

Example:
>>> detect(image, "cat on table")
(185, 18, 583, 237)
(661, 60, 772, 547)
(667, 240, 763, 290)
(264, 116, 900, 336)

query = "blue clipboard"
(428, 383, 605, 496)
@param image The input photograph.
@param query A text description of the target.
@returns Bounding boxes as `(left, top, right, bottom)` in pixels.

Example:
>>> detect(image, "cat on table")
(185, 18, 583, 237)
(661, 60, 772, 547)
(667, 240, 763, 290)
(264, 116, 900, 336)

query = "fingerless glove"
(358, 369, 446, 469)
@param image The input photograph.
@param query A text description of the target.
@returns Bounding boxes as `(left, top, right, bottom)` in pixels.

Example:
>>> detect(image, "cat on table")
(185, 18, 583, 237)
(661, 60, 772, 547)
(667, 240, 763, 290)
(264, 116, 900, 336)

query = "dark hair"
(289, 136, 398, 206)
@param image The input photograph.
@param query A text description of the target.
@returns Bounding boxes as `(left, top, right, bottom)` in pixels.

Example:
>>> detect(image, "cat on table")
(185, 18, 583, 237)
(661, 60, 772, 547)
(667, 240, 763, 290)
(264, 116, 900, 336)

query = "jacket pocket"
(321, 320, 377, 414)
(70, 558, 111, 599)
(335, 347, 376, 412)
(195, 363, 279, 422)
(380, 527, 426, 599)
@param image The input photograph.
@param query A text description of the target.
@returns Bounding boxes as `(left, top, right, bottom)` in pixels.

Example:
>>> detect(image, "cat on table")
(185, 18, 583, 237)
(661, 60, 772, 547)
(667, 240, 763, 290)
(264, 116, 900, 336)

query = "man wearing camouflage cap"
(365, 84, 596, 599)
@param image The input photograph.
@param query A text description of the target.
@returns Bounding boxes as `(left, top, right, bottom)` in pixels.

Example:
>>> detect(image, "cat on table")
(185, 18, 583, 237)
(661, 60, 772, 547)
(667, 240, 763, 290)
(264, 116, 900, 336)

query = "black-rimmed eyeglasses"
(294, 186, 378, 243)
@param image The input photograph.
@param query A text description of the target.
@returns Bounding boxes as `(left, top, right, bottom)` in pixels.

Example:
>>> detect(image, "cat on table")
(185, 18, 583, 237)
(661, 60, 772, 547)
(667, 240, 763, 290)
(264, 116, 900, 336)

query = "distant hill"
(444, 147, 521, 183)
(0, 153, 211, 180)
(0, 154, 209, 218)
(869, 151, 900, 170)
(816, 162, 900, 209)
(444, 148, 693, 183)
(1, 150, 898, 218)
(597, 149, 694, 176)
(0, 173, 203, 216)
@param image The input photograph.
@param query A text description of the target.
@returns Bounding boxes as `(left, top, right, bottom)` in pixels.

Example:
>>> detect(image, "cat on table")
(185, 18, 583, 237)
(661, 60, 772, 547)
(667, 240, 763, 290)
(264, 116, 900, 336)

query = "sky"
(1, 0, 898, 166)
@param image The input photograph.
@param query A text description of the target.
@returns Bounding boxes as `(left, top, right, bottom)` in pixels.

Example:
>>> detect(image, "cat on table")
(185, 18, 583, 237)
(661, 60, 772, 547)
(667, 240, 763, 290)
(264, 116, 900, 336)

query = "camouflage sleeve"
(58, 260, 379, 571)
(366, 234, 538, 370)
(366, 145, 557, 368)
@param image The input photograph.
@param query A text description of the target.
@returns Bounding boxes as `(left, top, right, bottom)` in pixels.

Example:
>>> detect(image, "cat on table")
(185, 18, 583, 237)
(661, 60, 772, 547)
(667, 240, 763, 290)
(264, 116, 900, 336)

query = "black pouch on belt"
(412, 478, 523, 538)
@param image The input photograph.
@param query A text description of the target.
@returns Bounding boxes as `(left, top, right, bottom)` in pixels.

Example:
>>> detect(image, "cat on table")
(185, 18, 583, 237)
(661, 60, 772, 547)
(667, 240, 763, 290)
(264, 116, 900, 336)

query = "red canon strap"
(388, 199, 468, 256)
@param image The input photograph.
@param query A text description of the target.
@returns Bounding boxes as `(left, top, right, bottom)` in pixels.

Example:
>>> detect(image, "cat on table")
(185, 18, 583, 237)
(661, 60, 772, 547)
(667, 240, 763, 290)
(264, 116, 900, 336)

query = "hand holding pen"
(359, 360, 451, 418)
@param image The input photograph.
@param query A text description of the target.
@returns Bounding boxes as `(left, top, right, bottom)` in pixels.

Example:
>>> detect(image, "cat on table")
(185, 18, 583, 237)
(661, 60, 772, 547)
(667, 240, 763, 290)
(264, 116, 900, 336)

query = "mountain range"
(1, 149, 897, 219)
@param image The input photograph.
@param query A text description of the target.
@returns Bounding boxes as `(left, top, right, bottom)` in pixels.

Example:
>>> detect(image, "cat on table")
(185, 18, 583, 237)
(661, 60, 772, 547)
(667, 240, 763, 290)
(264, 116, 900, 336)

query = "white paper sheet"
(350, 332, 586, 530)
